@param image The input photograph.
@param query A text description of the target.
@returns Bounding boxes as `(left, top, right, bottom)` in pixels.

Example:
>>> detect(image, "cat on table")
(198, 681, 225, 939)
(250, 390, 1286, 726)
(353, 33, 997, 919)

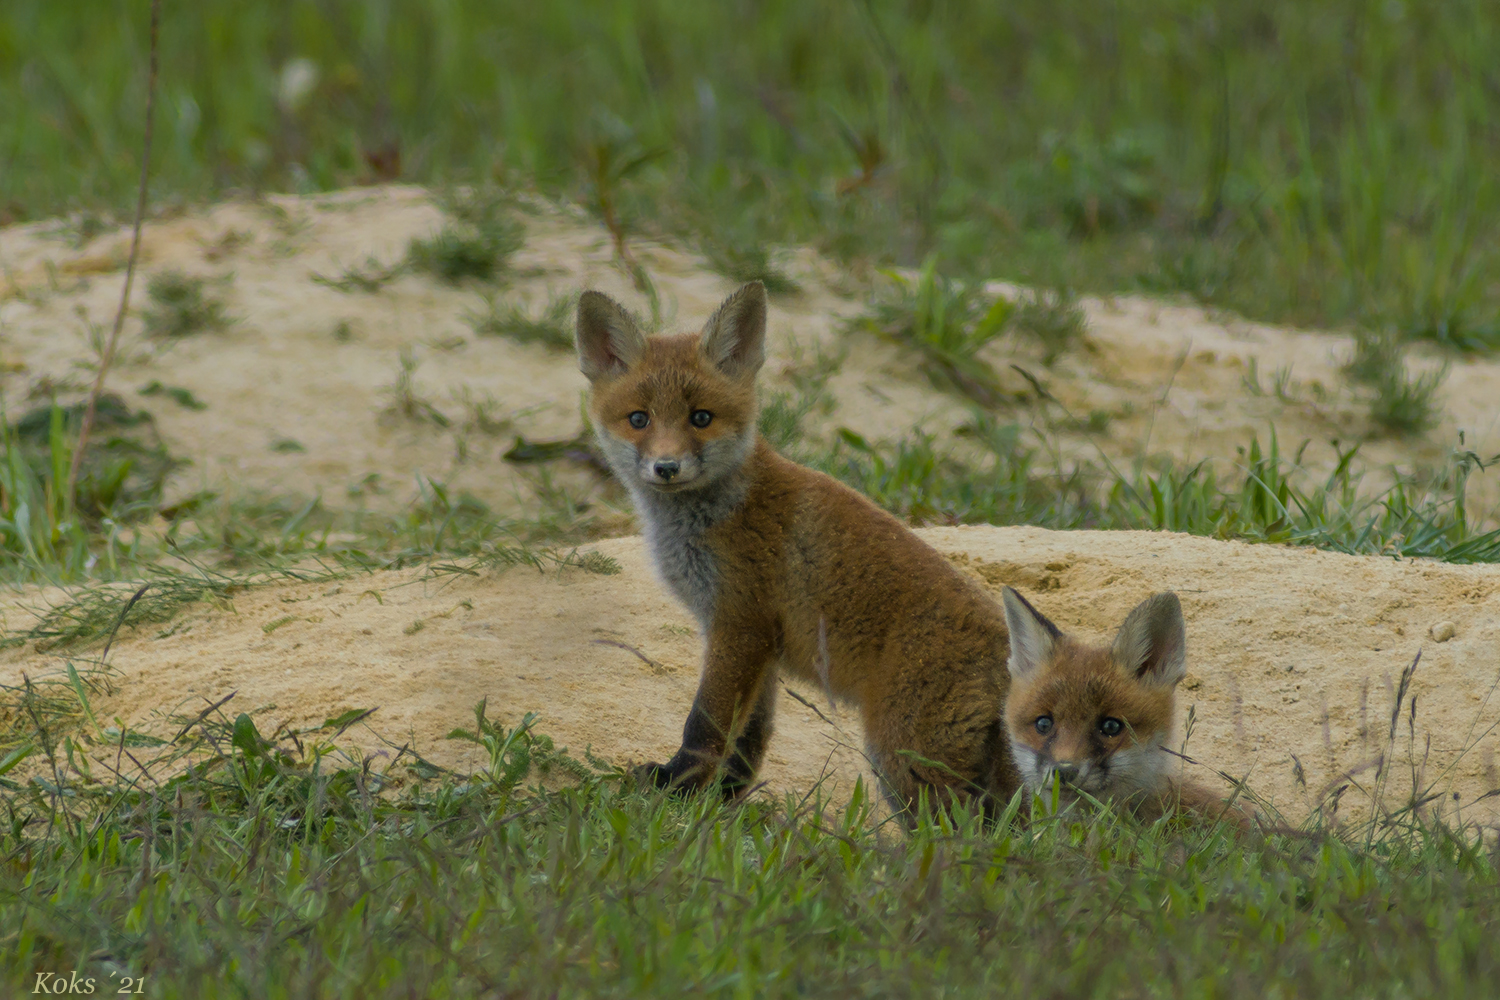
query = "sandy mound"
(2, 187, 1498, 828)
(3, 186, 1498, 521)
(3, 526, 1495, 826)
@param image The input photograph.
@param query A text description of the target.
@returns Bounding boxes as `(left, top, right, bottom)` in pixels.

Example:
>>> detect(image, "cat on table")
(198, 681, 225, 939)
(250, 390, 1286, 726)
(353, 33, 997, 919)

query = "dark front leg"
(716, 672, 778, 799)
(636, 625, 775, 797)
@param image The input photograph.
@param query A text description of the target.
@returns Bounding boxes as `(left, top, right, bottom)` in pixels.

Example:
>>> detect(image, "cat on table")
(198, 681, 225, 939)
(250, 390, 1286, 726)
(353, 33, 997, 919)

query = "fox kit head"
(1001, 587, 1187, 802)
(576, 282, 766, 493)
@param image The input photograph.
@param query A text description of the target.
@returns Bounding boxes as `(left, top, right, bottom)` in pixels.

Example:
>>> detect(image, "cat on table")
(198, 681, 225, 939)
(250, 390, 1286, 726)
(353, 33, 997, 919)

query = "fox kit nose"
(1052, 762, 1082, 785)
(653, 459, 681, 482)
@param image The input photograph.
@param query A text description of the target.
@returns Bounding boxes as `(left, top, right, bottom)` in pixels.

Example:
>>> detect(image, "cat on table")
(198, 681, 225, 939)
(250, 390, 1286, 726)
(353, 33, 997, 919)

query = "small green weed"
(581, 117, 665, 288)
(408, 190, 524, 284)
(141, 270, 231, 337)
(703, 240, 800, 295)
(0, 398, 176, 580)
(1344, 331, 1447, 436)
(859, 256, 1013, 407)
(408, 224, 521, 282)
(381, 348, 451, 427)
(1370, 363, 1448, 436)
(311, 255, 405, 293)
(468, 292, 575, 350)
(138, 380, 207, 410)
(1012, 287, 1087, 366)
(1241, 359, 1299, 402)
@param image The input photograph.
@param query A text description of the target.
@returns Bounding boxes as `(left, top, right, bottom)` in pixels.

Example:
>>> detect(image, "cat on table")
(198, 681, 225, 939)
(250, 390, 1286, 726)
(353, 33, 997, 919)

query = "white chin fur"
(1010, 736, 1171, 801)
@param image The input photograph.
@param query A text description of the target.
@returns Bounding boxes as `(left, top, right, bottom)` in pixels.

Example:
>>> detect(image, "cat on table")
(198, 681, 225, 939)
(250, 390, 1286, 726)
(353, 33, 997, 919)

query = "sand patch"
(2, 186, 1498, 522)
(3, 526, 1496, 828)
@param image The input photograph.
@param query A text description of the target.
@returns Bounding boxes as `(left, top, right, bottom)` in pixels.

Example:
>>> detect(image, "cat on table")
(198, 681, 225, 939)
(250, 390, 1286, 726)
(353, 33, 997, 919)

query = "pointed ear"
(1112, 592, 1187, 689)
(576, 291, 646, 381)
(699, 281, 767, 378)
(1002, 587, 1063, 680)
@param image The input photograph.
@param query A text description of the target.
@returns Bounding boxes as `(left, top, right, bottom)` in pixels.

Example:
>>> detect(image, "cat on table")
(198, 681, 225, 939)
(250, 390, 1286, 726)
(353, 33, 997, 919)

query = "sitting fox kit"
(576, 281, 1019, 817)
(1001, 586, 1248, 824)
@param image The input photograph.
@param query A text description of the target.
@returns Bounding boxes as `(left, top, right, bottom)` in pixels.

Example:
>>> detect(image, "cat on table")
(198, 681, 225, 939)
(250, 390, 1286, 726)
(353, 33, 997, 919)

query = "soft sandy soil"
(1, 186, 1498, 826)
(0, 527, 1496, 827)
(3, 186, 1497, 516)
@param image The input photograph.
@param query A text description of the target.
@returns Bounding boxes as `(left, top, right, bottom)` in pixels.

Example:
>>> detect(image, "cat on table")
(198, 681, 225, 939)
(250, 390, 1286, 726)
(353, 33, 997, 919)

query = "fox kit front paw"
(633, 750, 755, 802)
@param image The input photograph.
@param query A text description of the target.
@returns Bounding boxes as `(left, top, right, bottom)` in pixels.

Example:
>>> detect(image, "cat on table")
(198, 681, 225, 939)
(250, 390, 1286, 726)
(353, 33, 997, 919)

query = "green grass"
(141, 271, 232, 338)
(1011, 286, 1088, 366)
(856, 256, 1014, 407)
(702, 239, 800, 296)
(5, 1, 1499, 348)
(1344, 331, 1449, 436)
(0, 397, 178, 580)
(769, 392, 1500, 563)
(137, 380, 208, 411)
(310, 254, 404, 293)
(6, 5, 1500, 990)
(406, 188, 525, 284)
(1, 698, 1495, 998)
(468, 292, 576, 350)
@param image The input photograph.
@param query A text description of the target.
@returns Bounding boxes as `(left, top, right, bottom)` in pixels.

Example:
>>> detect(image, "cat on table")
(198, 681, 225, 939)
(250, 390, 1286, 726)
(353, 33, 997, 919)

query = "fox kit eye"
(1034, 716, 1053, 735)
(690, 409, 713, 428)
(628, 411, 649, 429)
(1099, 717, 1124, 737)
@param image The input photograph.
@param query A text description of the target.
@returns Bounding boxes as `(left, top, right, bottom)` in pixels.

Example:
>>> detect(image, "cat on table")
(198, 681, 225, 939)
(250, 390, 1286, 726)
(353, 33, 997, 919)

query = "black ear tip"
(734, 281, 768, 310)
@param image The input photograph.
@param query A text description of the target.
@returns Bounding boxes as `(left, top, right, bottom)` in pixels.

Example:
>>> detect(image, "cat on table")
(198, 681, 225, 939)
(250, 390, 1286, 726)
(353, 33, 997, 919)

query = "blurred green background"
(3, 0, 1497, 347)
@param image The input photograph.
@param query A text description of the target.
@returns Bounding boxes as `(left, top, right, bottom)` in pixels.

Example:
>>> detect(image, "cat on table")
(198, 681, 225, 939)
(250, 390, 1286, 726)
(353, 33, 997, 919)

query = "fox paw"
(634, 761, 669, 786)
(634, 759, 720, 796)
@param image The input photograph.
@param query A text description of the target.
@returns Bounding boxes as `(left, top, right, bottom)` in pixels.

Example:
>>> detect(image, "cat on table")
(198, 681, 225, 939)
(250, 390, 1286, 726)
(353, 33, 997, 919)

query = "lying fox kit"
(577, 281, 1019, 819)
(1002, 587, 1248, 824)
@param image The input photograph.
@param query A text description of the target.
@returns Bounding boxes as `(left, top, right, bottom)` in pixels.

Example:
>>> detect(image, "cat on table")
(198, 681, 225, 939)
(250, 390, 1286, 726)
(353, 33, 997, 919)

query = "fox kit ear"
(1001, 587, 1063, 679)
(576, 291, 646, 381)
(1112, 592, 1187, 688)
(700, 281, 767, 378)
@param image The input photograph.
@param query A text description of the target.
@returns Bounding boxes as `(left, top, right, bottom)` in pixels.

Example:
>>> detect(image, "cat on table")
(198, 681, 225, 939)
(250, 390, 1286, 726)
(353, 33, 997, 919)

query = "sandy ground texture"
(1, 527, 1497, 829)
(0, 186, 1498, 829)
(2, 185, 1498, 520)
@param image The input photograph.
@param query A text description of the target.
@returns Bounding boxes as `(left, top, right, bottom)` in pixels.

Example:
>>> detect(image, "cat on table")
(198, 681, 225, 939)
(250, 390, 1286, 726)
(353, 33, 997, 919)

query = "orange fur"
(577, 282, 1019, 820)
(1001, 588, 1253, 828)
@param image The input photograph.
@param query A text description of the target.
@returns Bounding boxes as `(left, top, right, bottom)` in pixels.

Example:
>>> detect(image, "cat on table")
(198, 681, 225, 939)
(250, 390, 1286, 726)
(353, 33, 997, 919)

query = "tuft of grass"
(858, 256, 1014, 407)
(381, 348, 451, 428)
(1011, 287, 1087, 366)
(468, 292, 576, 350)
(141, 269, 231, 337)
(407, 189, 525, 284)
(1369, 364, 1448, 436)
(0, 398, 177, 580)
(703, 240, 800, 295)
(1344, 331, 1448, 436)
(311, 255, 405, 293)
(137, 380, 207, 410)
